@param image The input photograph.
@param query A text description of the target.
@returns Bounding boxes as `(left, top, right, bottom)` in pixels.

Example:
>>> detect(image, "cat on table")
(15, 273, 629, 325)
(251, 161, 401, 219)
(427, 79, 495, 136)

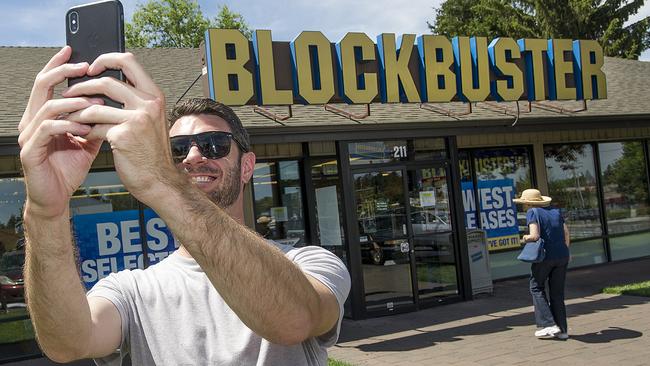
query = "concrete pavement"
(330, 257, 650, 366)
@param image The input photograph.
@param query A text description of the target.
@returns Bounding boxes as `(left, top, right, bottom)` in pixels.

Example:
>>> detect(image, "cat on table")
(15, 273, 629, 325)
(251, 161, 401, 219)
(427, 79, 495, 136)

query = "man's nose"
(183, 145, 206, 165)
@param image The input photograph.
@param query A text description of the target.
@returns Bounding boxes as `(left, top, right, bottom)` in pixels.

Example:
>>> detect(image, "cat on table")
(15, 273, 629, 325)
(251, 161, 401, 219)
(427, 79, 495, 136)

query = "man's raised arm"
(19, 47, 121, 362)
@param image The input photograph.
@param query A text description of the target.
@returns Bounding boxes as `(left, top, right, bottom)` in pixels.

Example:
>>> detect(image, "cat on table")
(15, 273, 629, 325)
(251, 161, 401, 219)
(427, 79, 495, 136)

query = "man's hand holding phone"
(63, 52, 178, 207)
(18, 46, 105, 219)
(20, 0, 176, 217)
(20, 0, 129, 219)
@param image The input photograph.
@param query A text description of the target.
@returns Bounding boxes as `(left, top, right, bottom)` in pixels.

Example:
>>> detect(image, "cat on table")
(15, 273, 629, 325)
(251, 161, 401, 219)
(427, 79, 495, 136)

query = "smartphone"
(66, 0, 125, 108)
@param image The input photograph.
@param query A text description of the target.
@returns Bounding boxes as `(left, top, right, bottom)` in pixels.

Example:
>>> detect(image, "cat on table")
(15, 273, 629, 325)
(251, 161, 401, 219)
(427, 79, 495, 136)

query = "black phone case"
(66, 0, 125, 108)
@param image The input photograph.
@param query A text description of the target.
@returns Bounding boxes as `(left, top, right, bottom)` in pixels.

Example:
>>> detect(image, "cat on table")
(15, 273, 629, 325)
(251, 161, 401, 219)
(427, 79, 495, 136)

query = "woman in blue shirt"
(514, 189, 571, 340)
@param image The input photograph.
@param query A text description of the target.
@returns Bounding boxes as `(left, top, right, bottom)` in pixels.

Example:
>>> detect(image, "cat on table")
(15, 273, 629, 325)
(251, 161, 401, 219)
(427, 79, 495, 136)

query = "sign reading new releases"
(462, 179, 520, 251)
(73, 209, 178, 289)
(203, 29, 607, 106)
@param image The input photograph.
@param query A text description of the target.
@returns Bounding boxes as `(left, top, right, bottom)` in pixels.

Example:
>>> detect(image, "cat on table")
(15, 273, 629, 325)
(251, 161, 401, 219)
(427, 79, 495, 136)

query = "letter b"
(97, 222, 121, 256)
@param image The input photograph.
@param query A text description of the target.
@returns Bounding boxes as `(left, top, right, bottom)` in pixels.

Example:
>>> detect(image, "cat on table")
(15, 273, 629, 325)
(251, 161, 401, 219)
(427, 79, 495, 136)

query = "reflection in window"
(545, 144, 602, 239)
(348, 140, 409, 165)
(408, 167, 452, 235)
(355, 171, 407, 241)
(0, 177, 27, 352)
(354, 170, 414, 311)
(0, 178, 25, 255)
(311, 158, 346, 263)
(473, 148, 532, 193)
(252, 161, 306, 247)
(72, 171, 139, 214)
(412, 233, 458, 299)
(414, 138, 447, 160)
(599, 142, 650, 234)
(407, 167, 458, 300)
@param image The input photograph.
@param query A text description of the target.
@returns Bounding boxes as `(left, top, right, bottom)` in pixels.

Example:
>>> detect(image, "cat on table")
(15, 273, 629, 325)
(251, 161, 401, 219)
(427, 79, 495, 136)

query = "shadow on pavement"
(342, 294, 648, 352)
(569, 326, 643, 343)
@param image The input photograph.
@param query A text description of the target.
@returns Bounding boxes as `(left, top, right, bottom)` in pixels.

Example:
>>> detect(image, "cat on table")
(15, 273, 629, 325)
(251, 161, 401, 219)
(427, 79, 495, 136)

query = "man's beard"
(181, 162, 242, 209)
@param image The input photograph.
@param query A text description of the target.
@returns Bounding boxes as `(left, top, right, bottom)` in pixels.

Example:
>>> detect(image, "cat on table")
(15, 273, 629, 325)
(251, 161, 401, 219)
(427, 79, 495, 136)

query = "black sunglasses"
(170, 131, 248, 163)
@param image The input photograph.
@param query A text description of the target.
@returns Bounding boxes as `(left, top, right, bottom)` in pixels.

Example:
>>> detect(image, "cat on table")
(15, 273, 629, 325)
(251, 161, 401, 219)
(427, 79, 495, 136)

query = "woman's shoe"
(555, 332, 569, 340)
(534, 325, 560, 337)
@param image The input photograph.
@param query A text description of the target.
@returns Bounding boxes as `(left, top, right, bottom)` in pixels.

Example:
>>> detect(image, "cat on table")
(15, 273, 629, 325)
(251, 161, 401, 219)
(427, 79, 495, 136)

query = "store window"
(252, 161, 306, 246)
(599, 141, 650, 260)
(545, 144, 606, 265)
(0, 177, 30, 362)
(0, 178, 25, 255)
(310, 158, 346, 262)
(545, 144, 602, 239)
(459, 147, 533, 279)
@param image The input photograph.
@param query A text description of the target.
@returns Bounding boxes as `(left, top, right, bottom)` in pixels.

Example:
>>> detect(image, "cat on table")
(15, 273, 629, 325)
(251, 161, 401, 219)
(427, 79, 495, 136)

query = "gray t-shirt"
(87, 243, 351, 366)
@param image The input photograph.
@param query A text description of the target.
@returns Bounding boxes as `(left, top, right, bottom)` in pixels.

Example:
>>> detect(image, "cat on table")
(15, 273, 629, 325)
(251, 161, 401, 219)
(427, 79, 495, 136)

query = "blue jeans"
(529, 257, 569, 332)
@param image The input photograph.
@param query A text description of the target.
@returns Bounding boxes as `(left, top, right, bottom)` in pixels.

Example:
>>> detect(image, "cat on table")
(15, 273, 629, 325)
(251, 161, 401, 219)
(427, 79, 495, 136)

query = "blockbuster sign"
(203, 29, 607, 106)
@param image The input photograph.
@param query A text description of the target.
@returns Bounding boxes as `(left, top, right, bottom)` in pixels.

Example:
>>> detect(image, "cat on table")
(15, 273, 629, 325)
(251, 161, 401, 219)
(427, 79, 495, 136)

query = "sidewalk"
(330, 258, 650, 366)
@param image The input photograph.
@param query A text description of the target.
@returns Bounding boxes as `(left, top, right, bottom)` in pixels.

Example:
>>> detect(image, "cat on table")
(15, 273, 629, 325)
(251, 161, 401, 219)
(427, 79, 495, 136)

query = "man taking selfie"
(18, 46, 351, 365)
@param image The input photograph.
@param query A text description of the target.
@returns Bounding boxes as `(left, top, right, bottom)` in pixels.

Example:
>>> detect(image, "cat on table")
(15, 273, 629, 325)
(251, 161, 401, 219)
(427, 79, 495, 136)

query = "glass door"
(353, 169, 414, 313)
(352, 163, 460, 314)
(407, 165, 460, 303)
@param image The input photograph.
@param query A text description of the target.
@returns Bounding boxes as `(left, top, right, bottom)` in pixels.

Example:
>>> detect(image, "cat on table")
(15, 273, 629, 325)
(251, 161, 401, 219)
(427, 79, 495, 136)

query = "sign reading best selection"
(73, 209, 178, 289)
(203, 29, 607, 106)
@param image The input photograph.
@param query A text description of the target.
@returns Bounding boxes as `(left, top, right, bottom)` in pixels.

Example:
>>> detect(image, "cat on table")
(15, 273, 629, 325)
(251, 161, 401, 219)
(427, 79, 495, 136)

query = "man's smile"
(190, 175, 217, 183)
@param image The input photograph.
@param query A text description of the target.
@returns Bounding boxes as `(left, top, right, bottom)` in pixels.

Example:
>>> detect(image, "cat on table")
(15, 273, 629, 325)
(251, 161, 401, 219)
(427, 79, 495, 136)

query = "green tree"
(126, 0, 251, 48)
(214, 5, 253, 39)
(603, 142, 649, 204)
(429, 0, 650, 59)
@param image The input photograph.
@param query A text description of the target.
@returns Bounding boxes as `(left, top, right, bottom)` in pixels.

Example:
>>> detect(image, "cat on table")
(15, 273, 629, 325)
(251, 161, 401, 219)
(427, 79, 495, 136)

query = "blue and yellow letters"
(204, 29, 607, 106)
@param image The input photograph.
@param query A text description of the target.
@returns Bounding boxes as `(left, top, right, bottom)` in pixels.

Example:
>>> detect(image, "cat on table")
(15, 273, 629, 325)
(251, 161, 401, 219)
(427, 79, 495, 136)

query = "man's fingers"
(62, 77, 150, 108)
(84, 124, 113, 141)
(67, 104, 137, 125)
(41, 46, 72, 74)
(35, 97, 104, 123)
(21, 62, 90, 132)
(34, 62, 89, 92)
(88, 52, 162, 98)
(19, 97, 103, 147)
(27, 120, 92, 151)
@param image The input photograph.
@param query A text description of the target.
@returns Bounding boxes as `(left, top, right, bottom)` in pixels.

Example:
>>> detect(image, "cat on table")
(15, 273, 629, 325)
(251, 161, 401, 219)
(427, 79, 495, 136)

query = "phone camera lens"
(69, 11, 79, 34)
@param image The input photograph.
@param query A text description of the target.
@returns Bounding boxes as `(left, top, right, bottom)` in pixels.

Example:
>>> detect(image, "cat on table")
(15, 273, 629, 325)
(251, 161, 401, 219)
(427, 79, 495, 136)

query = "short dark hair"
(169, 98, 250, 153)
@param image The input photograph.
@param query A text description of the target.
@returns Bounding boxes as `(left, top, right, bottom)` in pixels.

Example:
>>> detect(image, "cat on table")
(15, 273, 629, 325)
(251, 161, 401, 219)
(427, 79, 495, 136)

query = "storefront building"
(2, 34, 650, 362)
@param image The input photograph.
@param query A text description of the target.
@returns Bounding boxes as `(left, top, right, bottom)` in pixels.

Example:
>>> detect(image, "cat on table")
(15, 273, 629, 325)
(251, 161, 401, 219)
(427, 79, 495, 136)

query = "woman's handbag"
(517, 207, 546, 263)
(517, 238, 546, 263)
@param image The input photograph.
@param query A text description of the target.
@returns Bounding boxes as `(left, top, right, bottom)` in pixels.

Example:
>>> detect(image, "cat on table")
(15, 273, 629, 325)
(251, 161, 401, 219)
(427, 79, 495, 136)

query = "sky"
(0, 0, 648, 61)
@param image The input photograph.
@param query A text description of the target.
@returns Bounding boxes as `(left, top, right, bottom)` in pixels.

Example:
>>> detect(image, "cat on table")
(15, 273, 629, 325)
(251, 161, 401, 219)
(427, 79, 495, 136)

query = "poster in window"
(461, 179, 520, 251)
(72, 209, 178, 289)
(419, 191, 436, 207)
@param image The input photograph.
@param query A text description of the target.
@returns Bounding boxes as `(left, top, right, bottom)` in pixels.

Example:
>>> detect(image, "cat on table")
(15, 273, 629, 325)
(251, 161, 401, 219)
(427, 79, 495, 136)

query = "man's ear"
(240, 151, 256, 184)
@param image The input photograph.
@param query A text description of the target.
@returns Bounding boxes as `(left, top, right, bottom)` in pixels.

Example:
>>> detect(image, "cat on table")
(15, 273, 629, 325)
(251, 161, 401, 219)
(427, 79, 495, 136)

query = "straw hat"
(513, 189, 552, 206)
